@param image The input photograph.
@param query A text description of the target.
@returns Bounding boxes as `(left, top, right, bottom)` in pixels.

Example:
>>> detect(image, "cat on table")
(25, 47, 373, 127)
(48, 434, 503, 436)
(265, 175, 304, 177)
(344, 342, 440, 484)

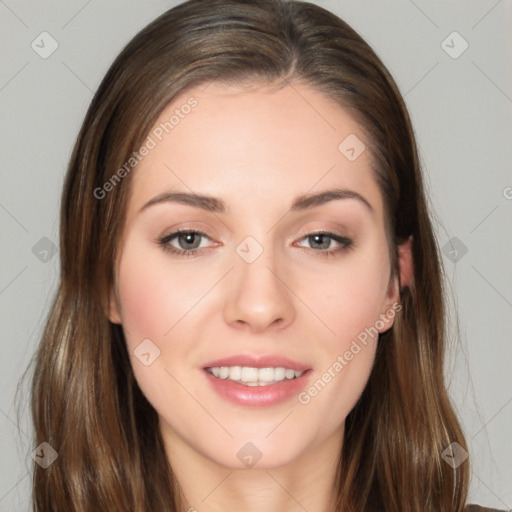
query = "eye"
(157, 229, 353, 258)
(158, 229, 214, 256)
(295, 232, 353, 257)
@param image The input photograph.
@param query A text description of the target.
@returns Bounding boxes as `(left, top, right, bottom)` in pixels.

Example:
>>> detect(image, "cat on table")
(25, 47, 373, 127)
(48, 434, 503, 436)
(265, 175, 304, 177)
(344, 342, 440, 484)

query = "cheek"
(115, 242, 206, 427)
(295, 304, 380, 443)
(310, 250, 391, 346)
(114, 233, 225, 381)
(116, 241, 209, 347)
(296, 245, 390, 411)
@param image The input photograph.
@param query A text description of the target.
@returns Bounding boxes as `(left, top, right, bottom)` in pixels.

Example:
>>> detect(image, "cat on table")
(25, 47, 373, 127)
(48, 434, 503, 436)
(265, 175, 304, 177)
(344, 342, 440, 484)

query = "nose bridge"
(222, 235, 295, 332)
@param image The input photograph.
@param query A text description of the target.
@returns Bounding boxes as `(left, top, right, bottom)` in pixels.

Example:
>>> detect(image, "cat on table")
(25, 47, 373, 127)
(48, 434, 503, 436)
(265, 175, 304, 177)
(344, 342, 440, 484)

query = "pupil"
(311, 234, 330, 249)
(180, 233, 200, 249)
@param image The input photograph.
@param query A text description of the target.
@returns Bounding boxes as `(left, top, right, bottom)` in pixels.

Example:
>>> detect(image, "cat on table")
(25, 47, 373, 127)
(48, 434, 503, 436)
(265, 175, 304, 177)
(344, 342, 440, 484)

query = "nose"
(222, 249, 296, 333)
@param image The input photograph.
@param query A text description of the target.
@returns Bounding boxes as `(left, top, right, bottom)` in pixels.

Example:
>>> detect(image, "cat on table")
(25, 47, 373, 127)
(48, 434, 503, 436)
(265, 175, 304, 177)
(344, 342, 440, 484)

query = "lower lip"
(203, 369, 312, 407)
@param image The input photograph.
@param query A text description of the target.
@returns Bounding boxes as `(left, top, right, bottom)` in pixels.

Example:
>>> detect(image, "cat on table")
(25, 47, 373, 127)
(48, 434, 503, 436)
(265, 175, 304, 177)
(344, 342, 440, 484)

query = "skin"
(109, 80, 412, 512)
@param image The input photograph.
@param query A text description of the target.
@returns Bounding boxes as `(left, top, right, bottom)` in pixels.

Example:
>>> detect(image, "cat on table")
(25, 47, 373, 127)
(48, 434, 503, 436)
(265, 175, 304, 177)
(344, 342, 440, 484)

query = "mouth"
(205, 365, 306, 386)
(201, 354, 312, 407)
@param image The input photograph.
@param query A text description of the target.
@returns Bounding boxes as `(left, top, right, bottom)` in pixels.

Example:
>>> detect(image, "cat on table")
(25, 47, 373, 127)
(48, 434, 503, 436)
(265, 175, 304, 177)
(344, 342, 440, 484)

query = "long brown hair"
(30, 0, 469, 510)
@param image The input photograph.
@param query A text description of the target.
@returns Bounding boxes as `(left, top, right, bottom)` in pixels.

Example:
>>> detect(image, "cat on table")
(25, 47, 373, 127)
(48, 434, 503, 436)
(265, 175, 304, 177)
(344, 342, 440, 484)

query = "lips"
(201, 353, 313, 407)
(202, 354, 311, 372)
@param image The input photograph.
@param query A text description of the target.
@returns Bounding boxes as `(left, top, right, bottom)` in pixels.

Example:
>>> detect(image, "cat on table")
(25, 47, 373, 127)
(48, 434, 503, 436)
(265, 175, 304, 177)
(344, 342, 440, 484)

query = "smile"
(206, 366, 305, 386)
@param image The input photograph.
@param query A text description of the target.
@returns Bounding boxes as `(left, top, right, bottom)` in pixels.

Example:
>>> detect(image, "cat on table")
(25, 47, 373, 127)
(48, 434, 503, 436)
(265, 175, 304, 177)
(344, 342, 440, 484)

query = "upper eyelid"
(161, 228, 209, 237)
(161, 229, 213, 243)
(294, 232, 352, 249)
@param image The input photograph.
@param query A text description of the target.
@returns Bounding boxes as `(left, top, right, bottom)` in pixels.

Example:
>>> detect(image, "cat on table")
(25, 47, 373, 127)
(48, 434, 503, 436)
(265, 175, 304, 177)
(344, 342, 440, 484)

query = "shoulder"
(465, 505, 508, 512)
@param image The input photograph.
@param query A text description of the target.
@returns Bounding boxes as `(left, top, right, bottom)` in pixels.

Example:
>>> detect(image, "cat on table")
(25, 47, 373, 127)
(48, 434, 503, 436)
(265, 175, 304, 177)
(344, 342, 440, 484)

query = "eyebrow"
(139, 188, 373, 214)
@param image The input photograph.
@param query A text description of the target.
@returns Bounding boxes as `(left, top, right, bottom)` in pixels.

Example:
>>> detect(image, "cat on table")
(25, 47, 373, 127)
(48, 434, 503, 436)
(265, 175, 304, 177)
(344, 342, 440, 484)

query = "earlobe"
(108, 288, 122, 324)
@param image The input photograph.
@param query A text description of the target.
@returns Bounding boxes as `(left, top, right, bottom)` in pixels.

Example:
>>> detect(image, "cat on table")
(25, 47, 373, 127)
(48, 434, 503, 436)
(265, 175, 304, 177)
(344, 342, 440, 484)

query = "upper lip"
(202, 354, 311, 371)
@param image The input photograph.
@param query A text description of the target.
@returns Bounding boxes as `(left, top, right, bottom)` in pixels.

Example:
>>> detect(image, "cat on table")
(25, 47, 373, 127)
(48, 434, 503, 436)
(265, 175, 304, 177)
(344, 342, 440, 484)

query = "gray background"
(1, 1, 511, 510)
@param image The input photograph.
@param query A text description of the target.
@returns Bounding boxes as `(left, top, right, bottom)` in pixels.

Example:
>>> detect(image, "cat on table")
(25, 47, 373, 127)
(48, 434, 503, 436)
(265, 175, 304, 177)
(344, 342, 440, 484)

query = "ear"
(108, 286, 122, 324)
(378, 236, 413, 333)
(397, 235, 413, 290)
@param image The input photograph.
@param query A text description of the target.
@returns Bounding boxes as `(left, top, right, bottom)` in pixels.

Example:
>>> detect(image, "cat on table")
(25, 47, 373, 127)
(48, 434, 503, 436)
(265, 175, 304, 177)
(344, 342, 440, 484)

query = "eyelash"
(158, 229, 354, 258)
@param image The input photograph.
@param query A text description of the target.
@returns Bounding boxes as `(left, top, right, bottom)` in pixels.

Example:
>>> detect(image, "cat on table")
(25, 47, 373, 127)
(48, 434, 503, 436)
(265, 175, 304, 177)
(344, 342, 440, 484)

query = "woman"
(30, 0, 504, 510)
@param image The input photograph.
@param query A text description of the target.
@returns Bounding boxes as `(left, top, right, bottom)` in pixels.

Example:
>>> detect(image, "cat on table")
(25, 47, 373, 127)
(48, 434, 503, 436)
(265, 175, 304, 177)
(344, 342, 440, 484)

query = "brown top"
(465, 505, 507, 512)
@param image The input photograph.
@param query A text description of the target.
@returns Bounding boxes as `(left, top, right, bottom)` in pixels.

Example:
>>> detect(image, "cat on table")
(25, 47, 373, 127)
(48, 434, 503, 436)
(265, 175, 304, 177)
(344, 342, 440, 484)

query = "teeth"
(274, 367, 285, 381)
(206, 366, 305, 386)
(241, 366, 258, 383)
(228, 366, 242, 381)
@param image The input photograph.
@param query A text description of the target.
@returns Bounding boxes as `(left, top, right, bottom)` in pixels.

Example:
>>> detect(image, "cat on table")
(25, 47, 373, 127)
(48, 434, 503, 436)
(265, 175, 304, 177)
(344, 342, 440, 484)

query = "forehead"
(125, 80, 382, 218)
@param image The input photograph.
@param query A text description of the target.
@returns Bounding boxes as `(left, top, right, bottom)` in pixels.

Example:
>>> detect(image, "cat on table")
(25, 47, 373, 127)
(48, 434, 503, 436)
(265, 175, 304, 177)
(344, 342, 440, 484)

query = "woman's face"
(109, 80, 400, 470)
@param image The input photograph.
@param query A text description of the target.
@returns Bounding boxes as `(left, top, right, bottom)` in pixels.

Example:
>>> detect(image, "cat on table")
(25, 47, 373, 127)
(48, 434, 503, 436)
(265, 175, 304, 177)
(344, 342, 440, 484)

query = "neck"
(162, 425, 344, 512)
